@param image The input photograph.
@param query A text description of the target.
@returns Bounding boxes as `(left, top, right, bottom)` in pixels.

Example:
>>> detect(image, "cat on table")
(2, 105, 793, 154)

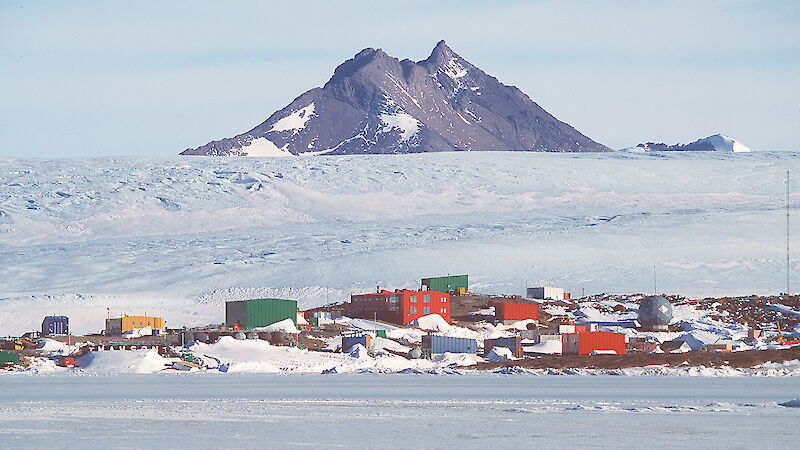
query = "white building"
(527, 286, 564, 301)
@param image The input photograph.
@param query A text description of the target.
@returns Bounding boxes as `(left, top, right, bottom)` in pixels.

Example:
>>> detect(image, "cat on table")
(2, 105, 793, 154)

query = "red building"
(493, 301, 539, 324)
(562, 331, 626, 355)
(345, 288, 450, 325)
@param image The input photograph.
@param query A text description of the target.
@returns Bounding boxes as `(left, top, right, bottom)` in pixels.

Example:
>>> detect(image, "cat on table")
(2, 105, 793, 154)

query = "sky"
(1, 0, 798, 158)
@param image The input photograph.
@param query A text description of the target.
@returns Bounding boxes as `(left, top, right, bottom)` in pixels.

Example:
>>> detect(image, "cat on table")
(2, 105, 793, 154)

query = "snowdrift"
(253, 318, 298, 334)
(75, 349, 171, 374)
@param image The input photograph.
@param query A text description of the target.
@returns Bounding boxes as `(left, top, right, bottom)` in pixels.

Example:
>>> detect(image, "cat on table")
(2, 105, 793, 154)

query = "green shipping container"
(0, 351, 19, 366)
(375, 330, 387, 338)
(226, 298, 297, 329)
(422, 275, 468, 294)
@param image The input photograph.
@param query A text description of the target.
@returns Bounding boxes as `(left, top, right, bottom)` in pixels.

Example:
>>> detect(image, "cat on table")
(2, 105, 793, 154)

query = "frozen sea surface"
(1, 151, 799, 334)
(0, 374, 798, 448)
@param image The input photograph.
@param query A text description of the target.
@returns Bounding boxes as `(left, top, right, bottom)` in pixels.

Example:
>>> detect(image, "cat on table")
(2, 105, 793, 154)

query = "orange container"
(495, 301, 538, 321)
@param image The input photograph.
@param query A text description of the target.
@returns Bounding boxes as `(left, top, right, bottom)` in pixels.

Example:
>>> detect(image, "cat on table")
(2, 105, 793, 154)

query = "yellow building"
(705, 343, 733, 352)
(105, 315, 163, 335)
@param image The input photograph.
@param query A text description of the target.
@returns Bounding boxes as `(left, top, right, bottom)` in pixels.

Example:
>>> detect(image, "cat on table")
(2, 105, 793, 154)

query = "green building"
(0, 351, 19, 366)
(225, 298, 297, 329)
(421, 275, 468, 295)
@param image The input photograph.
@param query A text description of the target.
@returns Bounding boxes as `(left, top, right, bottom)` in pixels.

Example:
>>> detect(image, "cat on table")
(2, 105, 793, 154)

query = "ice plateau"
(0, 151, 798, 335)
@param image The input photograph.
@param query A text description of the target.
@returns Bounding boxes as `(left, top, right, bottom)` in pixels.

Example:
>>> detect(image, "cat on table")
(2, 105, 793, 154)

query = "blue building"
(41, 316, 69, 336)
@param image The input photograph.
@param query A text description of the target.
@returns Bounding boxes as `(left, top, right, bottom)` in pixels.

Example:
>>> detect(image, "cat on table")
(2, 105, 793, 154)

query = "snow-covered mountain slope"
(181, 41, 610, 156)
(0, 151, 797, 334)
(626, 134, 753, 153)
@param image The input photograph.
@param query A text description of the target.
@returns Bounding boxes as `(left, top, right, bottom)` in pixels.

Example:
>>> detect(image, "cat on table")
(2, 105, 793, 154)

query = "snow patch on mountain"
(380, 112, 420, 142)
(240, 138, 293, 157)
(443, 58, 467, 79)
(269, 103, 315, 134)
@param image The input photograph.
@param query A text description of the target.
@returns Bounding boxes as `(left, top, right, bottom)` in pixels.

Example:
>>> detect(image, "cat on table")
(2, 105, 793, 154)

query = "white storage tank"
(527, 286, 564, 301)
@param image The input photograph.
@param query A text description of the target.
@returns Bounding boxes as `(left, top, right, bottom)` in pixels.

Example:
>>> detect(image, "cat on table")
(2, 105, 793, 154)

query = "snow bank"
(590, 350, 618, 355)
(485, 347, 516, 362)
(408, 314, 450, 331)
(188, 336, 278, 373)
(76, 349, 171, 374)
(524, 340, 562, 355)
(123, 325, 152, 339)
(370, 336, 410, 354)
(36, 338, 71, 355)
(17, 358, 65, 374)
(346, 344, 370, 359)
(432, 352, 479, 367)
(406, 314, 480, 341)
(253, 319, 298, 334)
(472, 321, 520, 340)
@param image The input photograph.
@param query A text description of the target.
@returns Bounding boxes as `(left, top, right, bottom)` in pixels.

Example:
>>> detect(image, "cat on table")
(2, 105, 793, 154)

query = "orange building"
(105, 315, 163, 335)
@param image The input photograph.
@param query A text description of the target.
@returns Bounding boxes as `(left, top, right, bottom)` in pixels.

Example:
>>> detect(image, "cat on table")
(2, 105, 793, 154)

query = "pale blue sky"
(1, 0, 798, 157)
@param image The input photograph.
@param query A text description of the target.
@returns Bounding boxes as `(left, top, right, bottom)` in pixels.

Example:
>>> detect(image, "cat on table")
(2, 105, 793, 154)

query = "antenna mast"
(653, 264, 657, 295)
(787, 170, 791, 296)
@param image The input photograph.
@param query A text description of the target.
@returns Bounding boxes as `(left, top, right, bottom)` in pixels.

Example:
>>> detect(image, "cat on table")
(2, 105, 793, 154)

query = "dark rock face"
(632, 134, 751, 153)
(181, 41, 611, 156)
(635, 141, 716, 152)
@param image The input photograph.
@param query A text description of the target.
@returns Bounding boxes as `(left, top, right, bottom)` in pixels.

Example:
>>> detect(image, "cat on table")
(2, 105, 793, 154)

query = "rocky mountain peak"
(181, 41, 610, 156)
(426, 40, 455, 62)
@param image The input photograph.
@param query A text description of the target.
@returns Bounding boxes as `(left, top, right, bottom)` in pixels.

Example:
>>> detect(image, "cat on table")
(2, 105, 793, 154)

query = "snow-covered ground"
(1, 151, 798, 335)
(0, 374, 798, 447)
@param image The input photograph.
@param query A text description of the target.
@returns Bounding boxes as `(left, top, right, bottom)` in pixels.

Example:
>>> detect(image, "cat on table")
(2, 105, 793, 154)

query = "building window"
(423, 307, 430, 314)
(410, 296, 416, 303)
(410, 306, 417, 314)
(441, 297, 447, 303)
(441, 308, 446, 313)
(391, 296, 399, 303)
(424, 295, 430, 303)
